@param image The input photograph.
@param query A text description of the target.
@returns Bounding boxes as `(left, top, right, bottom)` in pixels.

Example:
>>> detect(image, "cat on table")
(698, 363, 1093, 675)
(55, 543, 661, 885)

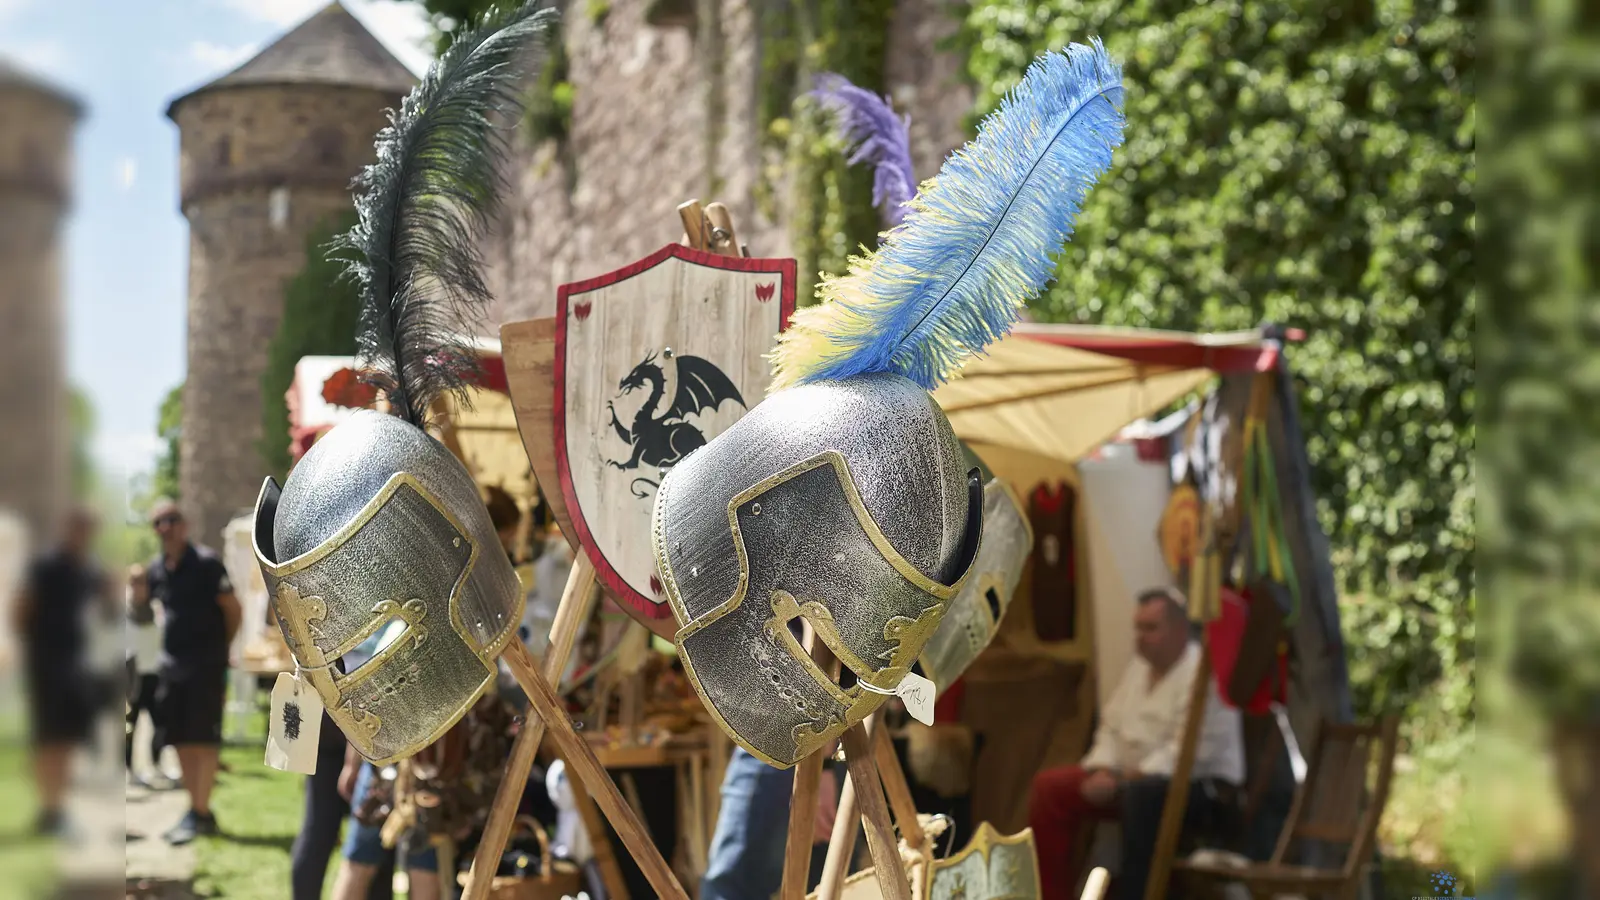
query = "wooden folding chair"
(1173, 716, 1400, 900)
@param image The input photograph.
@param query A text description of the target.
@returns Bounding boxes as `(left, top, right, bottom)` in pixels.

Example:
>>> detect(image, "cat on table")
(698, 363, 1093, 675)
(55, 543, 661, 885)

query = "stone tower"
(168, 2, 414, 545)
(0, 60, 82, 544)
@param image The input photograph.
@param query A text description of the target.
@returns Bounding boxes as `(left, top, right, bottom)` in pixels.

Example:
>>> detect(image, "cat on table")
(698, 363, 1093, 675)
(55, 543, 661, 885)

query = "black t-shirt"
(23, 549, 102, 674)
(149, 543, 233, 675)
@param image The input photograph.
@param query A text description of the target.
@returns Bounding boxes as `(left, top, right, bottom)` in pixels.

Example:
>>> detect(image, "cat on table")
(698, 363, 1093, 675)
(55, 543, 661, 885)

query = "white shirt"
(1081, 641, 1244, 785)
(546, 758, 593, 863)
(524, 541, 573, 658)
(130, 621, 162, 674)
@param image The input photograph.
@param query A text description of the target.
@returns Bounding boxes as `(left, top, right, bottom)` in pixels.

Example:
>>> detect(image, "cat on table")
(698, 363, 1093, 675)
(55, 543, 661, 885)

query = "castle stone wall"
(174, 85, 401, 545)
(0, 88, 77, 542)
(486, 0, 972, 326)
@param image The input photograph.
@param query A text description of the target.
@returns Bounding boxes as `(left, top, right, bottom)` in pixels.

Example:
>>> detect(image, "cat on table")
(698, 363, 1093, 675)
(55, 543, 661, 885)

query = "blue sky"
(0, 0, 432, 490)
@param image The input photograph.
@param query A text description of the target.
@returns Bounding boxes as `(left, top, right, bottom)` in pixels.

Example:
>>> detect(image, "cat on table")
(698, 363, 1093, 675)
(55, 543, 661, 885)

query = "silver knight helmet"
(918, 469, 1033, 694)
(253, 411, 520, 764)
(652, 374, 984, 767)
(250, 3, 558, 764)
(655, 39, 1124, 769)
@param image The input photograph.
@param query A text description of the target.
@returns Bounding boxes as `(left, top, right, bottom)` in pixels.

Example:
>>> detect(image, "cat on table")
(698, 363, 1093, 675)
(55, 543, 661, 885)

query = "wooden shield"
(554, 244, 797, 623)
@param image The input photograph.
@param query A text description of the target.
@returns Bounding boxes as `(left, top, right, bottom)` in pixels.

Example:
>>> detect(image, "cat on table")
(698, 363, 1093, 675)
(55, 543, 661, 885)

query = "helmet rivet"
(751, 503, 762, 516)
(663, 347, 674, 358)
(452, 537, 461, 547)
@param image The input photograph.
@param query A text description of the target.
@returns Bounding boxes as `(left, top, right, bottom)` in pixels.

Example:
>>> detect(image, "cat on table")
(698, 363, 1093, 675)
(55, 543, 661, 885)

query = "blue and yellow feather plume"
(769, 39, 1125, 392)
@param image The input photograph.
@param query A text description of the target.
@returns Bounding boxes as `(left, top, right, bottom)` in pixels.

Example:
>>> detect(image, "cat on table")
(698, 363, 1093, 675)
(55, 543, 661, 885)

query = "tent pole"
(1144, 507, 1223, 900)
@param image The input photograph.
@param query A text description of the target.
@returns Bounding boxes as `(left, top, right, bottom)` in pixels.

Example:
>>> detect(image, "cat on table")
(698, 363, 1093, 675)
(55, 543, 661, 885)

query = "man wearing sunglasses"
(145, 499, 241, 844)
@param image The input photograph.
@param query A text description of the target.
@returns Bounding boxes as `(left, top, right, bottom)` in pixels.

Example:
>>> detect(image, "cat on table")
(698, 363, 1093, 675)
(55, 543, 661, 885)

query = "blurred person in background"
(145, 499, 241, 844)
(125, 563, 164, 786)
(292, 635, 394, 900)
(11, 506, 114, 836)
(483, 485, 523, 564)
(522, 521, 573, 661)
(1028, 588, 1243, 900)
(330, 618, 516, 900)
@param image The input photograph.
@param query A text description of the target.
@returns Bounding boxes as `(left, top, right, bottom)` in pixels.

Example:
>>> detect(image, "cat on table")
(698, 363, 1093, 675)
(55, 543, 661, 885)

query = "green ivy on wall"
(419, 0, 574, 146)
(522, 19, 574, 145)
(754, 0, 896, 300)
(959, 0, 1476, 737)
(258, 211, 363, 481)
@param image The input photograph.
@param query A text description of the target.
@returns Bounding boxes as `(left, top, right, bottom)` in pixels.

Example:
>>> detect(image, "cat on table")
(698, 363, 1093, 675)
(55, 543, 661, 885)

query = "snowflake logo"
(1429, 871, 1458, 896)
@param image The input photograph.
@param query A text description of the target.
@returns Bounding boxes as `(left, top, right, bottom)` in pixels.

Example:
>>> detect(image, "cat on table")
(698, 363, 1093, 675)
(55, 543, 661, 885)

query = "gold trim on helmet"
(917, 478, 1033, 692)
(653, 450, 978, 768)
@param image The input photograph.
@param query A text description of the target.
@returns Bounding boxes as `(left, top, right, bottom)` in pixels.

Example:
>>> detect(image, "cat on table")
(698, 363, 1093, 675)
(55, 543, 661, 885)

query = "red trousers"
(1028, 765, 1120, 899)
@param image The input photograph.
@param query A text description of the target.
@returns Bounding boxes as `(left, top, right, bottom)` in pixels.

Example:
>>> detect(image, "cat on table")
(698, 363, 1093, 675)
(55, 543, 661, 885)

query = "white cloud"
(0, 0, 31, 24)
(348, 0, 434, 76)
(116, 157, 137, 191)
(6, 38, 66, 78)
(210, 0, 434, 75)
(92, 431, 164, 482)
(214, 0, 320, 26)
(188, 39, 258, 73)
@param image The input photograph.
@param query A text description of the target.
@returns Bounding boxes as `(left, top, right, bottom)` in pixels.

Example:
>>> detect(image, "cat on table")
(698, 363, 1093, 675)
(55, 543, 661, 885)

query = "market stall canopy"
(288, 355, 368, 454)
(934, 324, 1284, 466)
(290, 336, 533, 499)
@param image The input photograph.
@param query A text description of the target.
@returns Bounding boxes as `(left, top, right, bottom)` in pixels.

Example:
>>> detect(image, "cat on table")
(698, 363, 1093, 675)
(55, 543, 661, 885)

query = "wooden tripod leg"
(1143, 640, 1213, 900)
(463, 557, 600, 900)
(840, 720, 913, 900)
(781, 641, 840, 900)
(817, 759, 861, 900)
(564, 744, 631, 900)
(504, 639, 692, 900)
(872, 726, 925, 851)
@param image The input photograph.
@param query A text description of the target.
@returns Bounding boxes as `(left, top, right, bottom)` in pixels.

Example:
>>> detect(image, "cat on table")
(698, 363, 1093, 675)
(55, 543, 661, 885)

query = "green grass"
(192, 707, 324, 900)
(0, 724, 59, 900)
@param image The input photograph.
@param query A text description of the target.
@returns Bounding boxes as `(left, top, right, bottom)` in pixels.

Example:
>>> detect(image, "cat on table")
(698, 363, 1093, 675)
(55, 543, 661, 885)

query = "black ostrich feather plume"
(335, 1, 557, 426)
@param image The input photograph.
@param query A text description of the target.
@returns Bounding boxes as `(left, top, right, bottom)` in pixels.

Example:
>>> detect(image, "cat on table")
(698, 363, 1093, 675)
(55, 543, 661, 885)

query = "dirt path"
(124, 779, 195, 888)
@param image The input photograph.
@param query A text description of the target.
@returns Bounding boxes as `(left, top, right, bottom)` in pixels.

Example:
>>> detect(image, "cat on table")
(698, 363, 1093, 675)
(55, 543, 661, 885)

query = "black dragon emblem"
(606, 350, 746, 497)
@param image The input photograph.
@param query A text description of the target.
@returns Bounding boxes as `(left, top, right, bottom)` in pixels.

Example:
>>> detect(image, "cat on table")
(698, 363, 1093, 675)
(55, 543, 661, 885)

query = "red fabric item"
(1028, 764, 1120, 899)
(1133, 436, 1167, 463)
(1204, 586, 1288, 714)
(1029, 482, 1077, 642)
(934, 677, 966, 724)
(470, 355, 511, 394)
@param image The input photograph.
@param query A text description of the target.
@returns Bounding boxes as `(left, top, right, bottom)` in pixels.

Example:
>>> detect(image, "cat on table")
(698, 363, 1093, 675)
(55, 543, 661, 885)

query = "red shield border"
(553, 243, 798, 622)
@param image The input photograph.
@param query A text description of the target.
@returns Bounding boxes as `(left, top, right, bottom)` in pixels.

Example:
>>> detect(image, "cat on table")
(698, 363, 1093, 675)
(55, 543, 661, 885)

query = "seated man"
(1029, 587, 1243, 900)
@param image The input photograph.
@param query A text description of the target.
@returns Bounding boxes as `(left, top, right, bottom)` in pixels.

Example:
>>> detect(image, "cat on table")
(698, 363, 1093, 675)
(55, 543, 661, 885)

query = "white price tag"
(893, 671, 937, 726)
(265, 671, 323, 775)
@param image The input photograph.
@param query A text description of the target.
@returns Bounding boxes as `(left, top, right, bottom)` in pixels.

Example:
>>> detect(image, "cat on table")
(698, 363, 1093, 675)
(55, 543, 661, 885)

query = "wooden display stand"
(462, 200, 747, 900)
(776, 636, 926, 900)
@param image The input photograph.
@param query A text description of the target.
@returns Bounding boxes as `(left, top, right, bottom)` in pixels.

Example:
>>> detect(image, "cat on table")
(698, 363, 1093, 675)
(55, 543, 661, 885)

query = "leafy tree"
(1479, 0, 1600, 883)
(69, 386, 96, 499)
(414, 0, 505, 51)
(959, 0, 1475, 731)
(258, 211, 363, 480)
(151, 383, 182, 502)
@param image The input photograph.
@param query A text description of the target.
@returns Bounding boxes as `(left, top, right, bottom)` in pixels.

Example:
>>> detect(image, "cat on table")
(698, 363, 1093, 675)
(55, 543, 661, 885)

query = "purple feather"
(809, 73, 916, 228)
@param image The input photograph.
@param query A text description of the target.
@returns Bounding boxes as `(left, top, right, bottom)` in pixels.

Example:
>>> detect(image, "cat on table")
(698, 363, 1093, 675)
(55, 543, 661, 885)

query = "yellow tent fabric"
(440, 388, 536, 501)
(932, 328, 1222, 465)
